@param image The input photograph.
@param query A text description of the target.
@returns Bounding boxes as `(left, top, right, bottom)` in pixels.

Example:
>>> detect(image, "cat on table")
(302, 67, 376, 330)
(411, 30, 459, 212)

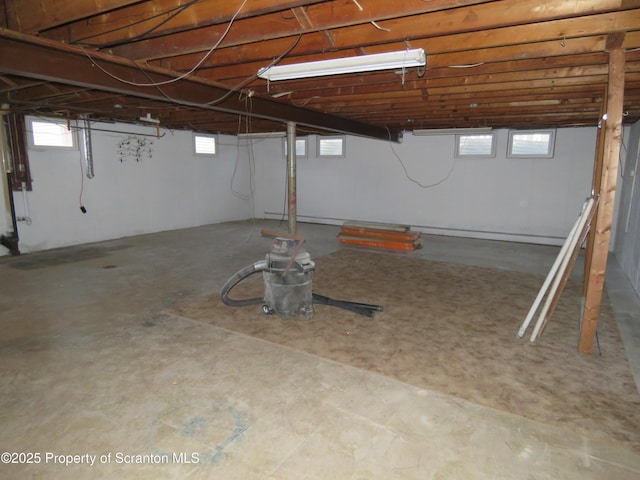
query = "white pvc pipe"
(516, 200, 587, 337)
(529, 197, 595, 343)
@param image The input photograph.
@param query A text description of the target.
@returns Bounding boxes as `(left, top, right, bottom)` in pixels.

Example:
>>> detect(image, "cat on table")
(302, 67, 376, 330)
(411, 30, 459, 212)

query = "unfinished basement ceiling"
(0, 0, 639, 140)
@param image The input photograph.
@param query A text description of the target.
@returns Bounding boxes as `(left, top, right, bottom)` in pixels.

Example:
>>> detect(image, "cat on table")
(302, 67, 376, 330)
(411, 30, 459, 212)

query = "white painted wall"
(615, 120, 640, 298)
(254, 127, 599, 245)
(0, 121, 628, 257)
(0, 119, 254, 255)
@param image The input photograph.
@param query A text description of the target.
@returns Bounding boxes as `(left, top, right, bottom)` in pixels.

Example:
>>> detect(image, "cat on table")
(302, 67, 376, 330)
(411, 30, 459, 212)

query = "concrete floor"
(1, 219, 639, 479)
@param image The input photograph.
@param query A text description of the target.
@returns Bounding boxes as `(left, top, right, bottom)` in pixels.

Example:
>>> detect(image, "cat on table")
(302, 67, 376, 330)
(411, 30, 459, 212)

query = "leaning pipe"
(529, 197, 596, 343)
(517, 199, 586, 338)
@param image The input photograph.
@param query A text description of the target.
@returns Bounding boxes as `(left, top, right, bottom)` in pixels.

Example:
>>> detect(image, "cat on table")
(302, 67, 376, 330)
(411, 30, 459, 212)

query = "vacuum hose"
(220, 260, 268, 307)
(220, 255, 384, 318)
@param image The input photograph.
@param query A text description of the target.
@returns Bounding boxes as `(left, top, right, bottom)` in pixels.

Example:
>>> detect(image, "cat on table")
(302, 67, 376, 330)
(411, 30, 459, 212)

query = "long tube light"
(237, 131, 286, 138)
(412, 127, 492, 135)
(258, 48, 426, 81)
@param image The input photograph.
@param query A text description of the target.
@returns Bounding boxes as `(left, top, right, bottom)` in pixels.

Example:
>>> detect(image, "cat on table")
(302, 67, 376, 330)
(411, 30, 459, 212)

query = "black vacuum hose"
(220, 260, 268, 307)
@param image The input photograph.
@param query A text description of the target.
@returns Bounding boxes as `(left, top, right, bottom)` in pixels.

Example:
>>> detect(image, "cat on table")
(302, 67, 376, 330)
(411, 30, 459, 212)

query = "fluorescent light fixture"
(258, 48, 426, 81)
(237, 131, 286, 138)
(412, 127, 492, 135)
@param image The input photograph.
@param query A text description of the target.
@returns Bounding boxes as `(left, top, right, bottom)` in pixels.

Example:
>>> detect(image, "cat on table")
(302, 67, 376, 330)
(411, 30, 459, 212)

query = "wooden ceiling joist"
(0, 28, 400, 141)
(0, 1, 638, 137)
(3, 0, 142, 33)
(98, 0, 634, 63)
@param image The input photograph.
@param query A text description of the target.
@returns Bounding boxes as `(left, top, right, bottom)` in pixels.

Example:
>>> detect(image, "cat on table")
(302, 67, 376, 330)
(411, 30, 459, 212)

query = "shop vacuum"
(220, 230, 383, 319)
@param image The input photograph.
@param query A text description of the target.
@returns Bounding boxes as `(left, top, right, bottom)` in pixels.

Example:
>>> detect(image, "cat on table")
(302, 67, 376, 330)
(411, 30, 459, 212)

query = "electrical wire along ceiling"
(0, 0, 639, 140)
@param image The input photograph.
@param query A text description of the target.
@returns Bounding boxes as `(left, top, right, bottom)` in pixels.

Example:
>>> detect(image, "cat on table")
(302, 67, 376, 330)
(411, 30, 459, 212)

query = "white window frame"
(193, 133, 218, 156)
(454, 133, 496, 158)
(283, 137, 308, 158)
(28, 117, 77, 149)
(507, 129, 556, 158)
(317, 135, 346, 158)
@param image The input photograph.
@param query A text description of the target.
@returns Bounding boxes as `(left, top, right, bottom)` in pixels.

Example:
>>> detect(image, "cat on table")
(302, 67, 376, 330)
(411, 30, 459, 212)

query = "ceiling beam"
(0, 29, 400, 142)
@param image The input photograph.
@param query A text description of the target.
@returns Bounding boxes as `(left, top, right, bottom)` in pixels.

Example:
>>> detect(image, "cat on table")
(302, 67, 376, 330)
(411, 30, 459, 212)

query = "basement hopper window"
(455, 133, 496, 157)
(28, 118, 76, 149)
(193, 133, 217, 155)
(283, 137, 308, 158)
(508, 130, 555, 158)
(317, 136, 346, 157)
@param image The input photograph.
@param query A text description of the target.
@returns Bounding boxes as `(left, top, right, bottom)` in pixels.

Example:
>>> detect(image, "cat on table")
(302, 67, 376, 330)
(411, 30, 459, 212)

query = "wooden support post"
(579, 35, 625, 354)
(583, 99, 607, 289)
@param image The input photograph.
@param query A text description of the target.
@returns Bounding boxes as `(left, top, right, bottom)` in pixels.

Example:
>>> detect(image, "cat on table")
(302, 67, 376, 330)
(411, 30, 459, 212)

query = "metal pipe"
(18, 181, 31, 225)
(80, 115, 95, 178)
(286, 121, 297, 234)
(0, 106, 19, 254)
(0, 108, 14, 231)
(5, 173, 18, 237)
